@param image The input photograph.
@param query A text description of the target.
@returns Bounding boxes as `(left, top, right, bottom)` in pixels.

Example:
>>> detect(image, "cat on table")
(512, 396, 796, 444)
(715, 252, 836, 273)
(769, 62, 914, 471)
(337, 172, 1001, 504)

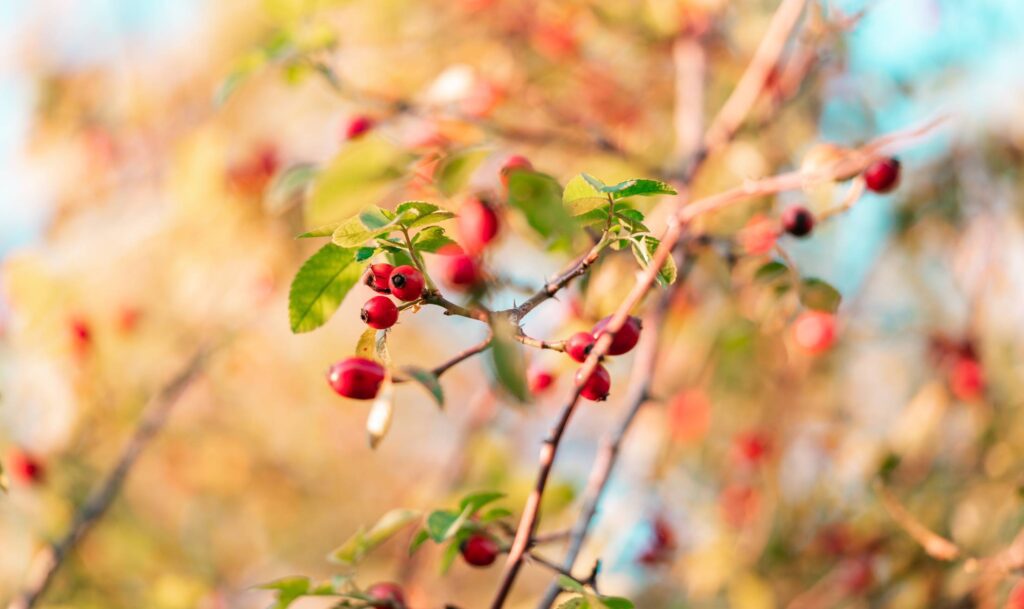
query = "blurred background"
(2, 0, 1024, 608)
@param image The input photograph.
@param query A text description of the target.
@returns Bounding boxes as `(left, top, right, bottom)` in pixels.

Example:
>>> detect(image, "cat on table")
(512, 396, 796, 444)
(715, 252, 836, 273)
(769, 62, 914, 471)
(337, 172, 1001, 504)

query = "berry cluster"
(563, 315, 642, 401)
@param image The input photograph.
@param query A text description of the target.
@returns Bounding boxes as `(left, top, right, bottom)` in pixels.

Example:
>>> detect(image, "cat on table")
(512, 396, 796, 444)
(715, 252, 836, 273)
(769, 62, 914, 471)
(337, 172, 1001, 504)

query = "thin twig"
(876, 481, 961, 562)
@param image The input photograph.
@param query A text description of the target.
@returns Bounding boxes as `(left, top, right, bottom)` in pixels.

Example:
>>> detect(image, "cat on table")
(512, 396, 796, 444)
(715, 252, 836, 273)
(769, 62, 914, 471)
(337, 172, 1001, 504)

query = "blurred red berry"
(739, 214, 779, 255)
(460, 533, 500, 567)
(637, 516, 677, 566)
(863, 157, 901, 193)
(592, 315, 642, 356)
(7, 448, 44, 486)
(838, 556, 874, 594)
(781, 205, 815, 237)
(69, 316, 92, 357)
(227, 145, 278, 196)
(792, 311, 836, 354)
(576, 364, 611, 401)
(327, 358, 386, 400)
(666, 389, 712, 444)
(457, 197, 500, 255)
(437, 245, 481, 287)
(366, 582, 406, 609)
(500, 155, 533, 189)
(566, 332, 596, 363)
(733, 431, 770, 466)
(949, 356, 985, 401)
(343, 115, 374, 140)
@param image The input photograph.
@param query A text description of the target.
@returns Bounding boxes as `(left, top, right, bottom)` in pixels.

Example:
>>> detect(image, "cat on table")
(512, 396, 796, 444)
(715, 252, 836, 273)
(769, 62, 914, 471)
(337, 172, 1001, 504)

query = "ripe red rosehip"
(863, 157, 900, 193)
(792, 311, 836, 354)
(327, 357, 386, 400)
(500, 155, 533, 189)
(361, 296, 399, 330)
(70, 316, 92, 358)
(7, 448, 44, 486)
(781, 205, 815, 237)
(344, 115, 374, 141)
(733, 431, 770, 466)
(388, 265, 425, 301)
(949, 356, 985, 401)
(528, 366, 555, 394)
(576, 364, 611, 401)
(460, 533, 500, 567)
(592, 315, 642, 356)
(457, 197, 499, 255)
(565, 332, 596, 363)
(438, 245, 481, 287)
(366, 582, 406, 609)
(363, 263, 394, 294)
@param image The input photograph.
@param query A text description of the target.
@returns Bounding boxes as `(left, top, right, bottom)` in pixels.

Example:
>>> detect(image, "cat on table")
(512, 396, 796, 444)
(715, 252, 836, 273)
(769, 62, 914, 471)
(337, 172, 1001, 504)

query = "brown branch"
(876, 481, 961, 562)
(7, 347, 210, 609)
(507, 237, 608, 322)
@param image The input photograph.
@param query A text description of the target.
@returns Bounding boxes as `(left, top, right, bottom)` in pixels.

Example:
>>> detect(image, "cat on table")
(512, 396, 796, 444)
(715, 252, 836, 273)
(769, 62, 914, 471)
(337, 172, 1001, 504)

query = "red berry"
(439, 245, 481, 287)
(7, 448, 44, 486)
(361, 296, 399, 330)
(366, 582, 406, 609)
(638, 516, 677, 565)
(565, 332, 596, 363)
(592, 315, 642, 356)
(460, 533, 500, 567)
(70, 316, 92, 357)
(500, 155, 533, 189)
(344, 115, 374, 141)
(733, 431, 770, 466)
(528, 366, 555, 394)
(388, 265, 425, 301)
(838, 556, 874, 594)
(457, 197, 500, 255)
(327, 357, 386, 400)
(781, 205, 814, 237)
(576, 364, 611, 401)
(364, 263, 394, 294)
(863, 157, 900, 193)
(949, 356, 985, 401)
(792, 311, 836, 354)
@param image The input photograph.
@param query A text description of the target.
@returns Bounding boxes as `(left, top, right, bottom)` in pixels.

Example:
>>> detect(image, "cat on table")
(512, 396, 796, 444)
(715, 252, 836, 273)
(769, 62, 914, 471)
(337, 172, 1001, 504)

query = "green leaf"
(631, 236, 677, 286)
(258, 576, 310, 609)
(411, 226, 457, 253)
(556, 598, 587, 609)
(799, 278, 842, 313)
(395, 201, 439, 223)
(557, 575, 586, 593)
(479, 507, 513, 523)
(598, 596, 635, 609)
(409, 211, 455, 229)
(563, 174, 609, 216)
(366, 378, 394, 449)
(360, 205, 393, 230)
(755, 260, 789, 282)
(603, 178, 676, 199)
(355, 247, 377, 261)
(436, 148, 491, 196)
(507, 171, 575, 248)
(582, 173, 607, 191)
(486, 322, 529, 402)
(439, 539, 462, 574)
(458, 491, 505, 514)
(288, 244, 362, 333)
(401, 366, 444, 408)
(615, 208, 649, 232)
(355, 328, 380, 361)
(329, 508, 421, 565)
(266, 163, 318, 213)
(332, 209, 400, 248)
(297, 222, 342, 239)
(306, 135, 414, 227)
(409, 529, 431, 555)
(426, 510, 461, 542)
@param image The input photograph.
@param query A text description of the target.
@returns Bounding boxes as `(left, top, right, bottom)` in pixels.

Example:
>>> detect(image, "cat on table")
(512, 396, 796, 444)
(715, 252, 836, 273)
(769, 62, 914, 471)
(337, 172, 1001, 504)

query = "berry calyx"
(592, 315, 642, 356)
(781, 205, 815, 237)
(388, 265, 425, 301)
(528, 365, 555, 394)
(500, 155, 533, 189)
(457, 197, 500, 255)
(7, 448, 44, 486)
(344, 115, 375, 141)
(439, 245, 481, 287)
(361, 296, 399, 330)
(566, 332, 596, 363)
(460, 533, 500, 567)
(576, 364, 611, 401)
(327, 357, 386, 400)
(792, 311, 836, 354)
(364, 263, 394, 294)
(863, 157, 901, 193)
(366, 582, 406, 609)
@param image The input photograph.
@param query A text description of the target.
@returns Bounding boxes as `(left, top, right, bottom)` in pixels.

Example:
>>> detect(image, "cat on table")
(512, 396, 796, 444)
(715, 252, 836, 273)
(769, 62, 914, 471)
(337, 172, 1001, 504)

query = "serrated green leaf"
(288, 244, 362, 333)
(297, 221, 342, 239)
(603, 178, 676, 198)
(598, 596, 634, 609)
(267, 163, 318, 213)
(355, 247, 377, 261)
(558, 575, 586, 593)
(799, 278, 842, 312)
(615, 208, 649, 232)
(409, 529, 431, 555)
(755, 260, 789, 282)
(331, 216, 376, 248)
(458, 491, 505, 514)
(507, 172, 575, 248)
(486, 322, 529, 402)
(408, 211, 456, 229)
(436, 148, 491, 196)
(563, 174, 609, 216)
(360, 206, 392, 230)
(411, 226, 456, 253)
(631, 236, 677, 286)
(366, 378, 394, 449)
(400, 366, 444, 408)
(395, 201, 438, 223)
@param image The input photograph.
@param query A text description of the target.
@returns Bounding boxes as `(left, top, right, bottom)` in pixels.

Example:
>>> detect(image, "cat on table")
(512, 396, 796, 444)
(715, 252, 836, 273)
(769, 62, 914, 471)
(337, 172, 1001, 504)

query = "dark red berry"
(863, 157, 900, 193)
(638, 516, 677, 565)
(528, 366, 555, 394)
(327, 357, 386, 400)
(500, 155, 533, 189)
(388, 265, 425, 301)
(364, 263, 394, 294)
(457, 197, 499, 255)
(361, 296, 399, 330)
(576, 364, 611, 401)
(566, 332, 596, 363)
(344, 115, 375, 141)
(439, 246, 481, 287)
(781, 205, 814, 237)
(7, 448, 44, 486)
(366, 582, 406, 609)
(592, 315, 642, 356)
(460, 533, 500, 567)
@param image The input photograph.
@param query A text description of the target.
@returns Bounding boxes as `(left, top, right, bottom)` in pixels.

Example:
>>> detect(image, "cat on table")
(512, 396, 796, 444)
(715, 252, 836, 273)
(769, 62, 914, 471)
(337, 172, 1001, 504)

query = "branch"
(7, 347, 211, 609)
(876, 481, 961, 562)
(507, 236, 608, 322)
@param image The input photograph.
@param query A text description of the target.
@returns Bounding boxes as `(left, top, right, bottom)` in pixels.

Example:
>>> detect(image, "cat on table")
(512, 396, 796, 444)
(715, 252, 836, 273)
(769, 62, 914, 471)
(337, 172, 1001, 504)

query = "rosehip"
(460, 533, 500, 567)
(439, 246, 481, 287)
(7, 448, 44, 486)
(70, 316, 92, 357)
(781, 205, 814, 237)
(457, 197, 499, 255)
(637, 516, 677, 566)
(344, 115, 374, 140)
(949, 356, 985, 401)
(565, 332, 596, 363)
(576, 364, 611, 401)
(863, 157, 900, 193)
(733, 431, 770, 466)
(388, 265, 425, 301)
(364, 263, 394, 294)
(366, 582, 406, 609)
(361, 296, 398, 330)
(792, 311, 836, 354)
(327, 357, 386, 400)
(528, 366, 555, 394)
(500, 155, 533, 189)
(592, 315, 642, 356)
